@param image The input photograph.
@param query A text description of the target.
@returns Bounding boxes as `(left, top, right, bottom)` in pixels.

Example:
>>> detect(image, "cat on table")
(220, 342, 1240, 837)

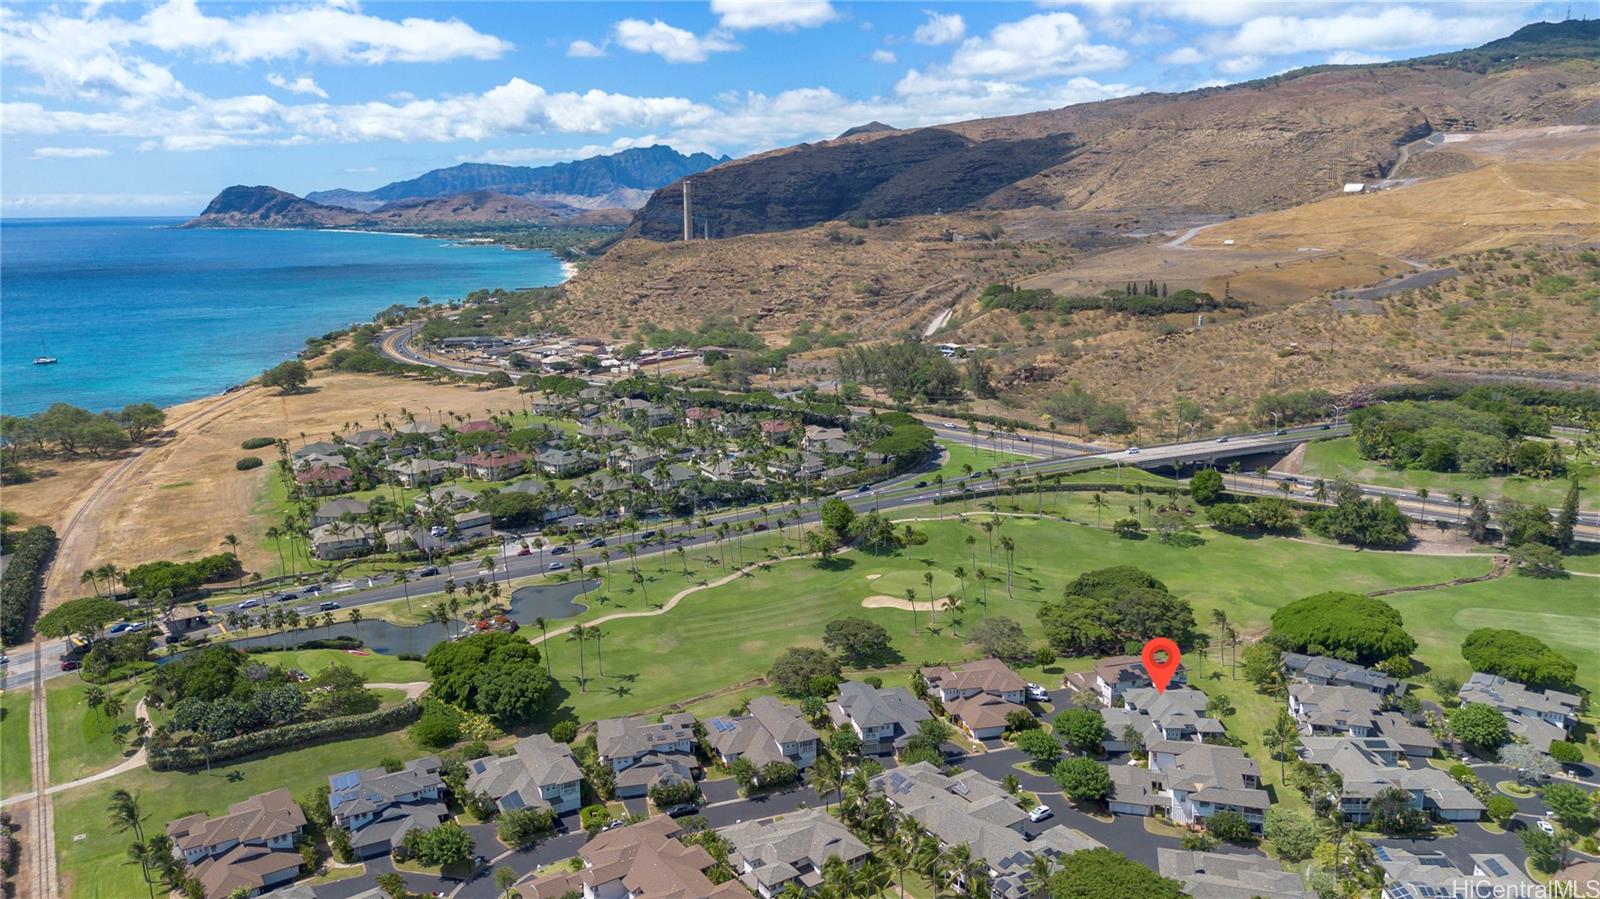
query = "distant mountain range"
(186, 144, 729, 230)
(304, 145, 730, 212)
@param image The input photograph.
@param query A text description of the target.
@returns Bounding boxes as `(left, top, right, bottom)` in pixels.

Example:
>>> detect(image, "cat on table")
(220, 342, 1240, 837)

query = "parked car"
(665, 804, 699, 818)
(125, 622, 146, 632)
(318, 601, 340, 611)
(1026, 683, 1049, 702)
(1028, 805, 1053, 823)
(1536, 818, 1555, 835)
(108, 622, 132, 635)
(429, 525, 447, 538)
(194, 603, 209, 612)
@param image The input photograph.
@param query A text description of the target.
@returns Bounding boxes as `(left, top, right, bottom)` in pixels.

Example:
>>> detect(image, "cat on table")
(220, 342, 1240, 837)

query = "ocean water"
(0, 218, 567, 416)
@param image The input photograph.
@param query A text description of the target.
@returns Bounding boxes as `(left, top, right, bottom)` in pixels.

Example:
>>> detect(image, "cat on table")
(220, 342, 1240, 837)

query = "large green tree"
(766, 647, 842, 697)
(1449, 702, 1510, 751)
(1046, 848, 1186, 899)
(1268, 592, 1416, 664)
(424, 632, 551, 727)
(1461, 628, 1577, 690)
(259, 360, 311, 393)
(1037, 567, 1198, 656)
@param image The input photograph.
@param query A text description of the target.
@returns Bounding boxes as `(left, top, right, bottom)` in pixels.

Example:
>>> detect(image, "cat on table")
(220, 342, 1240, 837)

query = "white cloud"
(913, 11, 966, 46)
(566, 39, 606, 58)
(1064, 1, 1347, 28)
(611, 19, 737, 63)
(710, 0, 838, 31)
(459, 136, 664, 165)
(342, 165, 378, 174)
(3, 78, 715, 151)
(29, 146, 112, 159)
(1327, 50, 1389, 65)
(1218, 7, 1525, 56)
(945, 12, 1128, 81)
(1216, 56, 1262, 74)
(1160, 46, 1205, 65)
(266, 73, 328, 98)
(0, 191, 205, 210)
(870, 49, 898, 64)
(139, 2, 512, 64)
(0, 2, 511, 108)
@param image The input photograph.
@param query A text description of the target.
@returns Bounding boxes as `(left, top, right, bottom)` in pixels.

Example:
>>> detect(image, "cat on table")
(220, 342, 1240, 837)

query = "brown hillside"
(626, 57, 1600, 240)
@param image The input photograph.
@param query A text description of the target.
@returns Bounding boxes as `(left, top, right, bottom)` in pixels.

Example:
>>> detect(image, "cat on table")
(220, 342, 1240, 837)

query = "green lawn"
(523, 511, 1490, 727)
(45, 679, 144, 785)
(1, 689, 32, 797)
(53, 726, 424, 899)
(934, 440, 1032, 481)
(1385, 573, 1600, 696)
(244, 648, 428, 684)
(1561, 552, 1600, 574)
(1300, 437, 1598, 509)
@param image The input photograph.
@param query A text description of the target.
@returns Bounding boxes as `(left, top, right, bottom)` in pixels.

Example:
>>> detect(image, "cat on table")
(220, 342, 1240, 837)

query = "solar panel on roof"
(331, 772, 360, 791)
(1480, 857, 1508, 877)
(1373, 846, 1391, 861)
(1387, 884, 1415, 899)
(1420, 856, 1451, 867)
(502, 792, 526, 810)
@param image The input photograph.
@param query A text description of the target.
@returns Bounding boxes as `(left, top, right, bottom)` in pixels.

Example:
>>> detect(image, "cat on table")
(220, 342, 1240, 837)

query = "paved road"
(1222, 475, 1600, 543)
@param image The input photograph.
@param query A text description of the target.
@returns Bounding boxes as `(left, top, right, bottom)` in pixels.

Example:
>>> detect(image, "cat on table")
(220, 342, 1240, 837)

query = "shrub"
(496, 807, 556, 848)
(550, 720, 579, 744)
(580, 805, 611, 832)
(766, 647, 841, 697)
(1052, 757, 1111, 802)
(1548, 741, 1583, 764)
(240, 437, 275, 450)
(0, 526, 55, 645)
(1206, 810, 1253, 844)
(647, 780, 702, 809)
(236, 456, 264, 471)
(148, 701, 422, 770)
(410, 702, 463, 750)
(1485, 795, 1517, 825)
(1112, 517, 1143, 538)
(1189, 469, 1225, 504)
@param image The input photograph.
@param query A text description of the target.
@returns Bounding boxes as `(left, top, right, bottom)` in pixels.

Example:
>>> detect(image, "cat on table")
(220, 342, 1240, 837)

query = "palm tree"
(396, 567, 413, 616)
(480, 554, 497, 586)
(346, 608, 363, 639)
(922, 570, 937, 617)
(1211, 609, 1230, 673)
(903, 588, 920, 634)
(1090, 492, 1110, 527)
(81, 568, 102, 597)
(632, 569, 649, 607)
(1025, 854, 1055, 895)
(1263, 708, 1301, 782)
(812, 754, 843, 810)
(534, 617, 552, 675)
(321, 611, 335, 632)
(964, 533, 977, 572)
(1312, 479, 1328, 503)
(220, 533, 243, 591)
(999, 535, 1015, 598)
(1416, 487, 1430, 523)
(85, 685, 106, 735)
(568, 624, 591, 691)
(590, 626, 605, 677)
(103, 694, 125, 727)
(675, 545, 688, 577)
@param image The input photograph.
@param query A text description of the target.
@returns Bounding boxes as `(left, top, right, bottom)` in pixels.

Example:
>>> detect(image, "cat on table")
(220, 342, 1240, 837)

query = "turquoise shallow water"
(0, 218, 566, 416)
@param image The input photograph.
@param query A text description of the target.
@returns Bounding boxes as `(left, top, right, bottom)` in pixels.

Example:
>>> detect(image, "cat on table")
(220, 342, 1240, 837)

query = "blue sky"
(0, 1, 1562, 217)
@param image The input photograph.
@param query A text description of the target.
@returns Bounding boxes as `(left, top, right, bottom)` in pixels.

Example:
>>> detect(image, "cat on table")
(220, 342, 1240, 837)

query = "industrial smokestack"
(682, 179, 692, 241)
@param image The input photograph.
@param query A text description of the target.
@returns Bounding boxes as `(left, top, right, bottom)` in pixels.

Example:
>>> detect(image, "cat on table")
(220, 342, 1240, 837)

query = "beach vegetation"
(260, 359, 312, 393)
(1, 525, 55, 645)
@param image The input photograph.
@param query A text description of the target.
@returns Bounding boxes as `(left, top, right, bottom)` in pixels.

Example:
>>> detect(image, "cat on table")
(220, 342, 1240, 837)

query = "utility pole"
(682, 179, 692, 241)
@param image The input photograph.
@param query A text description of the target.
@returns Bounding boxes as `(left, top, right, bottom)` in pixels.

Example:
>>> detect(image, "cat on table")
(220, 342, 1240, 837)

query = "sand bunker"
(862, 594, 957, 611)
(865, 574, 882, 581)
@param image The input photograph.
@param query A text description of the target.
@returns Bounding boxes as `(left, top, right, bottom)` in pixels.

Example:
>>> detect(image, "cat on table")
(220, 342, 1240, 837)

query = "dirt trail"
(1368, 554, 1510, 596)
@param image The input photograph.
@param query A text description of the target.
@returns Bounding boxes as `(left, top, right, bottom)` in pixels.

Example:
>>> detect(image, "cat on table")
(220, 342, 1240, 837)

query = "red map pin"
(1141, 637, 1182, 693)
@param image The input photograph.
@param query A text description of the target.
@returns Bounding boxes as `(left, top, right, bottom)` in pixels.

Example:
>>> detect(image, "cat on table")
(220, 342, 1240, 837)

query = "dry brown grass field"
(9, 372, 530, 609)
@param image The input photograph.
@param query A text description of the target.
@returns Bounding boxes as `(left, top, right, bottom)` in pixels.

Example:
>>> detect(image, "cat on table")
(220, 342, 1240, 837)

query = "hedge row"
(934, 479, 1181, 506)
(1, 525, 56, 646)
(148, 699, 422, 771)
